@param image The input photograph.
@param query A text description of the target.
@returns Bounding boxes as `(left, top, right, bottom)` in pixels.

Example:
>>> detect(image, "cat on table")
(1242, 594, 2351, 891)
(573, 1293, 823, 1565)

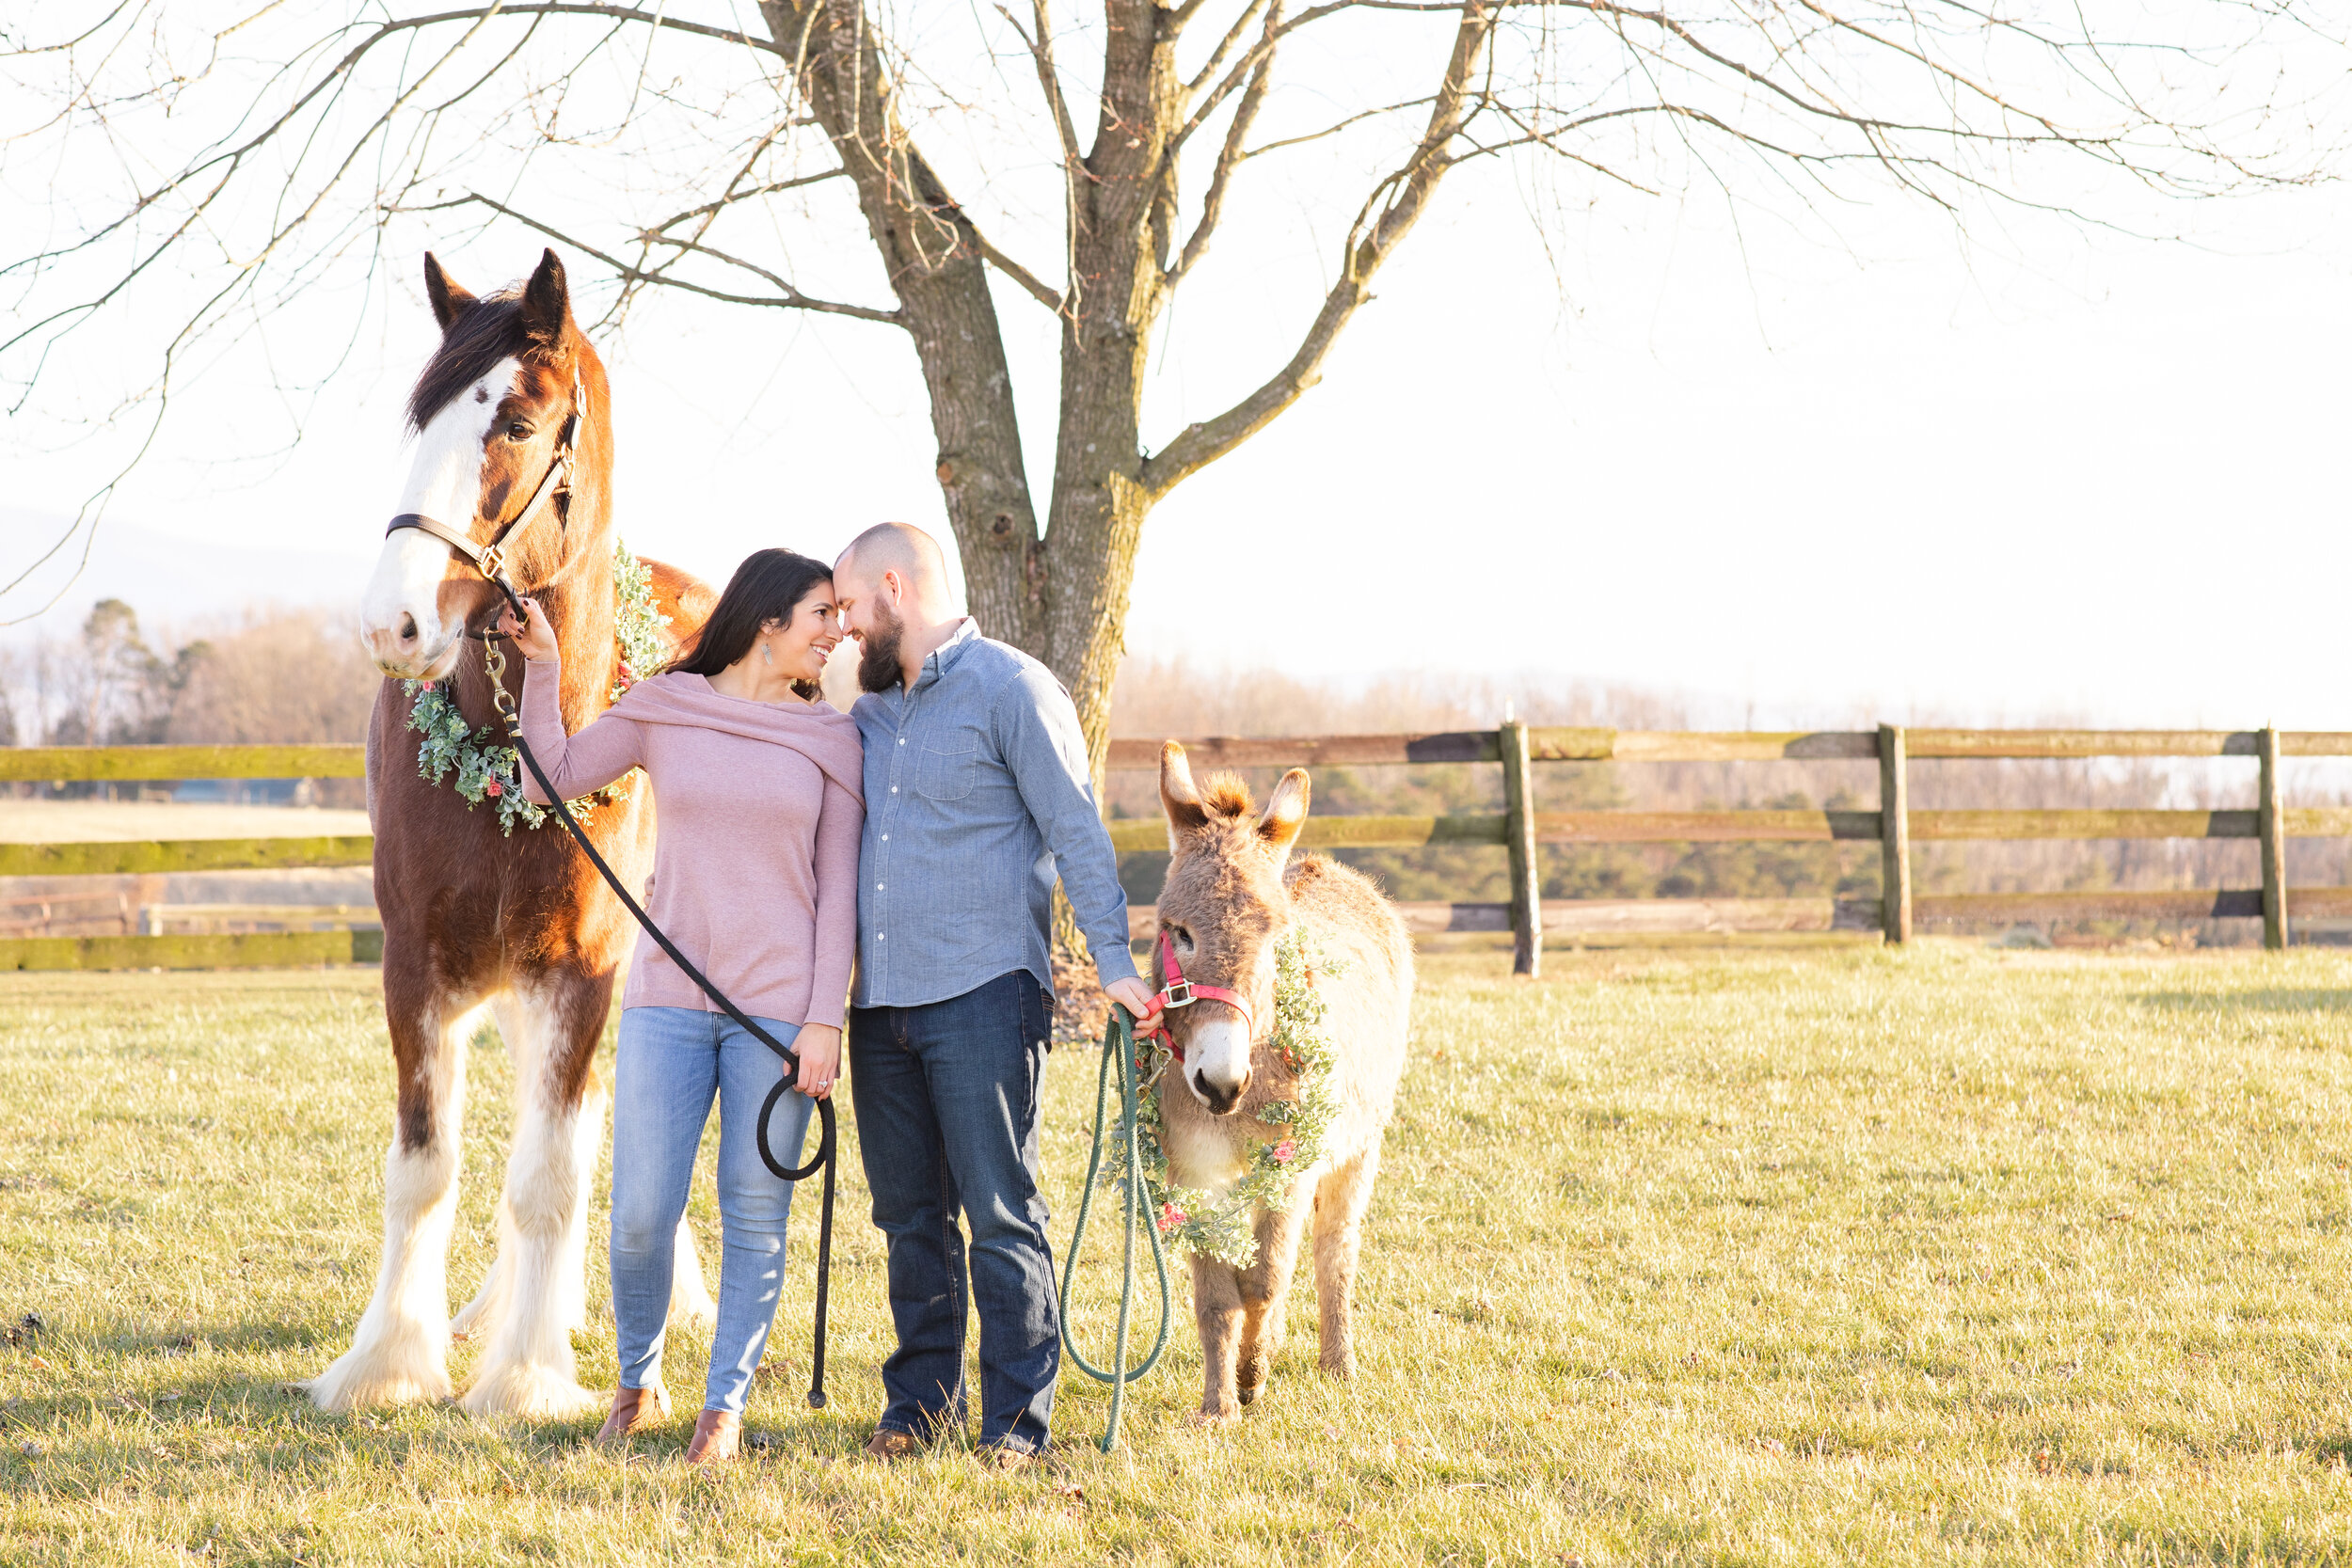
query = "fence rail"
(7, 727, 2350, 972)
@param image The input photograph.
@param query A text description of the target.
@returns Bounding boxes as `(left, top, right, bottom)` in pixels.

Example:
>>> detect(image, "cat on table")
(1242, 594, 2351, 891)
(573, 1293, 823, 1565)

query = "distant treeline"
(8, 604, 2346, 936)
(1103, 657, 2352, 940)
(0, 599, 378, 805)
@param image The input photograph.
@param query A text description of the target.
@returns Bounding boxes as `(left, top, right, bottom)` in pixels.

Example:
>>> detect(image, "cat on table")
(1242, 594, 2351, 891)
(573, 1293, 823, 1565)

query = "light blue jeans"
(611, 1006, 815, 1416)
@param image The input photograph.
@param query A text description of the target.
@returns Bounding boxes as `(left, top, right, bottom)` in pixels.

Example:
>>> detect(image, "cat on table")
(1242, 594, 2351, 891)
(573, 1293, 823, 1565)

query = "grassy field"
(3, 946, 2351, 1564)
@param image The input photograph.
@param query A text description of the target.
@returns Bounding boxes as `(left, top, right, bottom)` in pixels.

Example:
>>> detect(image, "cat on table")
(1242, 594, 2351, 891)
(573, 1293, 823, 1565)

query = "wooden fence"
(4, 726, 2349, 973)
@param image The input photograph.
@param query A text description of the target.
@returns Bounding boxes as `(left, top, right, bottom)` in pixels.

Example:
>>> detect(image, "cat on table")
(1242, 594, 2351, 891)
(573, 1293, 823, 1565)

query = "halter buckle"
(1161, 977, 1193, 1008)
(478, 541, 506, 580)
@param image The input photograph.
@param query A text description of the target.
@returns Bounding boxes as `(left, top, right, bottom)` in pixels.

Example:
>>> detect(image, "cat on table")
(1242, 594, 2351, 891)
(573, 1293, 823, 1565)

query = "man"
(831, 522, 1155, 1465)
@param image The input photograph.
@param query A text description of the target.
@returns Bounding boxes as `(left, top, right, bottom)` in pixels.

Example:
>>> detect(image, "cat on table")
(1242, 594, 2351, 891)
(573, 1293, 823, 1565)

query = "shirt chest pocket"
(915, 732, 980, 800)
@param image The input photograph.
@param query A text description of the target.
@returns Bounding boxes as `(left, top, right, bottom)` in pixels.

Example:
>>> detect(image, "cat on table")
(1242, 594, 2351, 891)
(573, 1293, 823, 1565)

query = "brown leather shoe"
(863, 1427, 922, 1462)
(596, 1384, 671, 1443)
(685, 1409, 741, 1465)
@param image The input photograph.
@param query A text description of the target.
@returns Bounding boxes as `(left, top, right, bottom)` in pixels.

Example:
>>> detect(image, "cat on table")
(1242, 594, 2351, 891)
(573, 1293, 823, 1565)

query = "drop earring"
(760, 641, 773, 666)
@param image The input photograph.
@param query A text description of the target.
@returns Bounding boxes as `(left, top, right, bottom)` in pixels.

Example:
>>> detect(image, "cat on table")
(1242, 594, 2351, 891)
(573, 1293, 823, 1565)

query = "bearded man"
(829, 521, 1154, 1466)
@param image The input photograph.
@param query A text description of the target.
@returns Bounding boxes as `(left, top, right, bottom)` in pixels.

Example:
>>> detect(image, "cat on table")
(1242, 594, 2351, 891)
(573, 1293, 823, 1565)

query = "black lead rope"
(481, 619, 835, 1411)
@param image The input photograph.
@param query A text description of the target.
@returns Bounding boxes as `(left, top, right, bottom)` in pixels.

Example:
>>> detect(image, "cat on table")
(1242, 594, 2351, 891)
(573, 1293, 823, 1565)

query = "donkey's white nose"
(1184, 1017, 1252, 1116)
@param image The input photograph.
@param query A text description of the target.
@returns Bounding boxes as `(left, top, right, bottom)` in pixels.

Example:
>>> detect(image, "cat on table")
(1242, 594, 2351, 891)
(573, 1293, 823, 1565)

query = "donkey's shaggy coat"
(1152, 742, 1413, 1420)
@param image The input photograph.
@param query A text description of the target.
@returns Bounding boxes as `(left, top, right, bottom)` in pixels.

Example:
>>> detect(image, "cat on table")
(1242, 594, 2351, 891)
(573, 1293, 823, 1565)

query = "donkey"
(317, 249, 718, 1417)
(1150, 741, 1413, 1421)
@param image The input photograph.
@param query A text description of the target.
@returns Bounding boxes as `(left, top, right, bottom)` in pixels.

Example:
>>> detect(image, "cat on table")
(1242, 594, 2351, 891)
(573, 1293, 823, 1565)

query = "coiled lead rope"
(484, 628, 836, 1410)
(1057, 1004, 1174, 1452)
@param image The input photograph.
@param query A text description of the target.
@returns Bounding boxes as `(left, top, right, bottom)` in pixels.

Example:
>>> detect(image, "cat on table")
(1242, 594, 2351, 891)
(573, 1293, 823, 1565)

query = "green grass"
(4, 946, 2352, 1563)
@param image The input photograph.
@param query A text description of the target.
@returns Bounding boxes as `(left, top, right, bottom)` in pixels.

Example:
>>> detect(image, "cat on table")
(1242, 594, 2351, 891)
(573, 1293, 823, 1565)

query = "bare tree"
(2, 0, 2342, 784)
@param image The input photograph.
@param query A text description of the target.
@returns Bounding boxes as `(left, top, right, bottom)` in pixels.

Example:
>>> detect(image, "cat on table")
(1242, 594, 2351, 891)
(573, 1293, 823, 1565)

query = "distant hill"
(1, 511, 373, 639)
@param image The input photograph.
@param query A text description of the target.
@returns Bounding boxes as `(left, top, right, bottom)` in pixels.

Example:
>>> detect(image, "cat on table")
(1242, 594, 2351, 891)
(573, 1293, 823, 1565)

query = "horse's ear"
(1258, 768, 1311, 865)
(423, 252, 476, 332)
(519, 247, 571, 347)
(1160, 740, 1208, 846)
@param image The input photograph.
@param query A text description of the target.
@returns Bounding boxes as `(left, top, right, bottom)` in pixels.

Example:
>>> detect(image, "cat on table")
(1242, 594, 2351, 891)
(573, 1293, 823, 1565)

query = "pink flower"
(485, 780, 502, 798)
(618, 661, 637, 682)
(1271, 1139, 1297, 1164)
(1157, 1202, 1187, 1233)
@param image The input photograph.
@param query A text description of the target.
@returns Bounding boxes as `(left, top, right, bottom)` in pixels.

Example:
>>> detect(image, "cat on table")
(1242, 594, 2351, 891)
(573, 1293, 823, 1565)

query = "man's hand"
(1104, 976, 1157, 1022)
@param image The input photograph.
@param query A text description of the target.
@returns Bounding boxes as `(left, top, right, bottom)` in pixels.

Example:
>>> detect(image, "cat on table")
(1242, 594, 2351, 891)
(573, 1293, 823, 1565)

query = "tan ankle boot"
(685, 1409, 741, 1465)
(596, 1384, 671, 1443)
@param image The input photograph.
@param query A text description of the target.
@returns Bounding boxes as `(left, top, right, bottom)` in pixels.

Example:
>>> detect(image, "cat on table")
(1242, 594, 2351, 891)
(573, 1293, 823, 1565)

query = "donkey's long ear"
(1160, 740, 1208, 847)
(423, 252, 476, 333)
(1258, 768, 1311, 867)
(519, 248, 572, 347)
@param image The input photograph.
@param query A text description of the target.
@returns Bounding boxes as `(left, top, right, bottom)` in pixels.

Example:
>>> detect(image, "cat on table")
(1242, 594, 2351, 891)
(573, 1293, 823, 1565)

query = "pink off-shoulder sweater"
(518, 659, 866, 1028)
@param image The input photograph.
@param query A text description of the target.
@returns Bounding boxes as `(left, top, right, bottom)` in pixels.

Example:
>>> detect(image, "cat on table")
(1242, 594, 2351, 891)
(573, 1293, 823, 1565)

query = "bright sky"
(5, 6, 2348, 730)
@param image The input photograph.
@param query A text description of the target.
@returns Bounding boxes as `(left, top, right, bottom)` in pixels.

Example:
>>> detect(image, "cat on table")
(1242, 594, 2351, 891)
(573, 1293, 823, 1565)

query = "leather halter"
(1134, 927, 1254, 1062)
(385, 371, 585, 618)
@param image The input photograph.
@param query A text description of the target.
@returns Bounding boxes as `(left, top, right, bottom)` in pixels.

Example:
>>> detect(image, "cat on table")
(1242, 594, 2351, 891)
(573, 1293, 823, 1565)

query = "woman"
(499, 547, 862, 1465)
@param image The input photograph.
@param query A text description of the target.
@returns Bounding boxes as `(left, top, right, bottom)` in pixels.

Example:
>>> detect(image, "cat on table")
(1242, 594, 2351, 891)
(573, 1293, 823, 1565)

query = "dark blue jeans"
(848, 970, 1057, 1452)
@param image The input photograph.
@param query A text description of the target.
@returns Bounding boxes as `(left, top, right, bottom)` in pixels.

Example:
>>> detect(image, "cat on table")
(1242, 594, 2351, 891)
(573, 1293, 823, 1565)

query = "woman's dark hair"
(675, 547, 834, 699)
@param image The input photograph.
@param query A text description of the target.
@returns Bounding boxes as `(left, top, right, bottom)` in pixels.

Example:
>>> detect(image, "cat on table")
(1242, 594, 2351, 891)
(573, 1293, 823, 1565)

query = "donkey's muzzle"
(1189, 1066, 1250, 1117)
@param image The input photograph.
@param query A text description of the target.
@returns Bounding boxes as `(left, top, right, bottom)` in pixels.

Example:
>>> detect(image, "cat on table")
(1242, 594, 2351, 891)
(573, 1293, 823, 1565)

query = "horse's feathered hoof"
(306, 1329, 455, 1413)
(459, 1360, 602, 1419)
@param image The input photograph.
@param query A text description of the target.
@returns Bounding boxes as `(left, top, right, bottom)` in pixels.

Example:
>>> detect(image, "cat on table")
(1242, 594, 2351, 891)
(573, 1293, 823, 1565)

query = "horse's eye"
(506, 421, 531, 441)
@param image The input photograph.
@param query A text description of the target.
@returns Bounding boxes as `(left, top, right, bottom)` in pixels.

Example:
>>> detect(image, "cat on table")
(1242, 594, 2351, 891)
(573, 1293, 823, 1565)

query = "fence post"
(2260, 724, 2287, 951)
(1501, 719, 1541, 976)
(1878, 723, 1912, 944)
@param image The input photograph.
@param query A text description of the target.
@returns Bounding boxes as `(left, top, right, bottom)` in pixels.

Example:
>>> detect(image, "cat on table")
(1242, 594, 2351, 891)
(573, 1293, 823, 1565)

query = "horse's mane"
(406, 293, 544, 433)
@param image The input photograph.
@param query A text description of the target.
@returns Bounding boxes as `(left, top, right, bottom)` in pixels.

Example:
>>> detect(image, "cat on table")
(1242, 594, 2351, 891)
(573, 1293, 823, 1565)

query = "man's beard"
(857, 600, 905, 693)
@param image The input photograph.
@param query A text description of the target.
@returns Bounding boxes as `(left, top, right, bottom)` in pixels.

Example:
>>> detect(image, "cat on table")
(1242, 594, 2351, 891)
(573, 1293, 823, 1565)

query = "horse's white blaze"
(1185, 1014, 1253, 1104)
(358, 356, 519, 677)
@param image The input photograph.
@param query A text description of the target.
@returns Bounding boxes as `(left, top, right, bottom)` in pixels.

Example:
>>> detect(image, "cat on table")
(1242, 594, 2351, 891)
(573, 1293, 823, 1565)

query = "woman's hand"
(792, 1023, 841, 1101)
(495, 595, 560, 664)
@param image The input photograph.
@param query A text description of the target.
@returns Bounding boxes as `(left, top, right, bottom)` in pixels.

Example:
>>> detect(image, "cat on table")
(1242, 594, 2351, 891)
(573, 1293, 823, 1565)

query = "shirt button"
(891, 785, 898, 793)
(881, 833, 888, 842)
(878, 933, 885, 941)
(876, 883, 884, 891)
(898, 737, 906, 745)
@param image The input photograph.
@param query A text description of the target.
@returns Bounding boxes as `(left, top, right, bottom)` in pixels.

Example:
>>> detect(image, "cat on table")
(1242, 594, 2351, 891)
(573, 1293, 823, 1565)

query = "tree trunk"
(760, 0, 1486, 972)
(757, 0, 1048, 658)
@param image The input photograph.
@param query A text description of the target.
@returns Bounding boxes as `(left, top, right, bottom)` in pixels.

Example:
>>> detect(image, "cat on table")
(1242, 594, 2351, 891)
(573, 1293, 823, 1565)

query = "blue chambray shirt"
(848, 619, 1141, 1009)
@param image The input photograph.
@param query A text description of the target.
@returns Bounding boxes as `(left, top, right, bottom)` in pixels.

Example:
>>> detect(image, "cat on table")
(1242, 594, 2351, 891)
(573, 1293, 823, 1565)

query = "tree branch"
(1240, 95, 1434, 162)
(1168, 0, 1281, 281)
(1141, 1, 1495, 499)
(968, 226, 1066, 311)
(1183, 0, 1272, 98)
(403, 193, 905, 323)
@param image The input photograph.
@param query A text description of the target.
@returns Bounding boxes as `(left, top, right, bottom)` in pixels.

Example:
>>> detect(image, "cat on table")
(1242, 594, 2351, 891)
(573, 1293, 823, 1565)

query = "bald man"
(832, 522, 1152, 1466)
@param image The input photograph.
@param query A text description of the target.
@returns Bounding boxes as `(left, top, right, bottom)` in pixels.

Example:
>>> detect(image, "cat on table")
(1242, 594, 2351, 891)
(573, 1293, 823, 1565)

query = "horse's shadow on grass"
(6, 1314, 862, 1462)
(2133, 989, 2352, 1015)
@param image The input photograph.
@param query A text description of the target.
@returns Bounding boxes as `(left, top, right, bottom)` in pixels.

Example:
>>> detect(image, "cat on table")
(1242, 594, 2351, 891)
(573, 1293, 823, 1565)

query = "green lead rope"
(1057, 1004, 1175, 1452)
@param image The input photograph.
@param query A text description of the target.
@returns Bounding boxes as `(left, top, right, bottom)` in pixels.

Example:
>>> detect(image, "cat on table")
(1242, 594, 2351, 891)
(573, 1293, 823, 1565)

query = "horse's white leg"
(460, 985, 602, 1418)
(555, 1060, 607, 1337)
(309, 996, 485, 1412)
(457, 1066, 610, 1340)
(668, 1215, 717, 1330)
(449, 1196, 510, 1341)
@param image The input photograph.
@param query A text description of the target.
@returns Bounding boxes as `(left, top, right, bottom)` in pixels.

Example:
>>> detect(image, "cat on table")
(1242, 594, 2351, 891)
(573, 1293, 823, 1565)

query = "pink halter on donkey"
(1132, 927, 1254, 1061)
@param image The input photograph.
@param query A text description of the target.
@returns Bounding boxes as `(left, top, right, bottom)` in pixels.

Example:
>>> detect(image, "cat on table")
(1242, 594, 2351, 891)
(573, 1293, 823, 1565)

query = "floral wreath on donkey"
(401, 541, 671, 835)
(1115, 927, 1345, 1269)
